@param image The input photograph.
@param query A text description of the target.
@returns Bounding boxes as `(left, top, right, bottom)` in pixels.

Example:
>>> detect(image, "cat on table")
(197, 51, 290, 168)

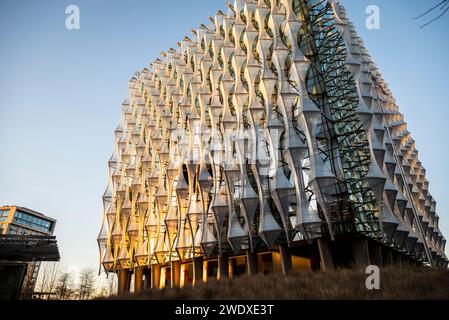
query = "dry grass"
(112, 266, 449, 300)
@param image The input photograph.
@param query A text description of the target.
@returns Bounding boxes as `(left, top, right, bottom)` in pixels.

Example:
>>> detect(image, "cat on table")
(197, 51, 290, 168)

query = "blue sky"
(0, 0, 448, 280)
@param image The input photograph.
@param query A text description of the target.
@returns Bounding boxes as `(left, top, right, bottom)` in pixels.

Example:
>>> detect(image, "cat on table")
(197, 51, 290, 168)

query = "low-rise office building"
(0, 205, 58, 299)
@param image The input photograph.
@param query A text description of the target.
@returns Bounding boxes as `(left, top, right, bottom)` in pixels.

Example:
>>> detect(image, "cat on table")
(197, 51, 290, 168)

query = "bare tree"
(36, 262, 49, 293)
(106, 273, 117, 297)
(35, 262, 61, 299)
(46, 263, 61, 296)
(97, 286, 109, 299)
(77, 268, 96, 300)
(55, 271, 74, 300)
(415, 0, 449, 28)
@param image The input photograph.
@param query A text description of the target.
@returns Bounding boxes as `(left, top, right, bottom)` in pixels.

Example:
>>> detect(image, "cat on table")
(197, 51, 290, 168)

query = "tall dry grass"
(113, 266, 449, 300)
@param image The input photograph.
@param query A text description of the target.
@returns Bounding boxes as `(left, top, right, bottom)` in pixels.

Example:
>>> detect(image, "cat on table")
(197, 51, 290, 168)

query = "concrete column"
(218, 254, 228, 280)
(228, 258, 234, 278)
(246, 250, 258, 275)
(117, 270, 125, 295)
(393, 251, 403, 266)
(371, 242, 383, 268)
(279, 245, 292, 274)
(134, 267, 144, 292)
(202, 260, 208, 283)
(143, 269, 151, 289)
(151, 264, 161, 289)
(352, 238, 370, 269)
(403, 256, 412, 267)
(118, 269, 130, 294)
(125, 271, 131, 292)
(310, 247, 321, 271)
(382, 247, 394, 266)
(172, 261, 181, 288)
(193, 257, 203, 286)
(317, 238, 335, 271)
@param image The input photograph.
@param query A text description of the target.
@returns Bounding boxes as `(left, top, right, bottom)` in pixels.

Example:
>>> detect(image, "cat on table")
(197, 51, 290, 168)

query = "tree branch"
(414, 0, 449, 27)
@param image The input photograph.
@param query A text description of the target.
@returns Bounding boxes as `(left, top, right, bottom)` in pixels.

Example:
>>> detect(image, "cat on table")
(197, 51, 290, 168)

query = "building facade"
(0, 205, 57, 298)
(97, 0, 448, 293)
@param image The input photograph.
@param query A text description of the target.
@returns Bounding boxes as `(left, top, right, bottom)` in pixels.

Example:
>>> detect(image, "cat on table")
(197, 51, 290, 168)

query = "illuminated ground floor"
(113, 236, 426, 294)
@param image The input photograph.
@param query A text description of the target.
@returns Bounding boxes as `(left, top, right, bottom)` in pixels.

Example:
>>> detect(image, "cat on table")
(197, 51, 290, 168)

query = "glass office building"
(97, 0, 448, 293)
(0, 206, 56, 299)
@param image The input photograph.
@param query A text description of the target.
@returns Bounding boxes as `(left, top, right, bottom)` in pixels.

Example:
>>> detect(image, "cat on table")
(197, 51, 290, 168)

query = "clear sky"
(0, 0, 448, 283)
